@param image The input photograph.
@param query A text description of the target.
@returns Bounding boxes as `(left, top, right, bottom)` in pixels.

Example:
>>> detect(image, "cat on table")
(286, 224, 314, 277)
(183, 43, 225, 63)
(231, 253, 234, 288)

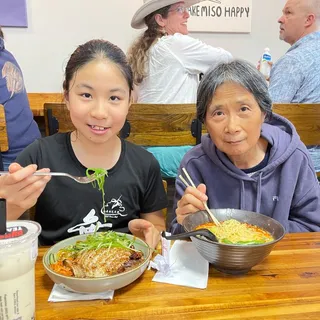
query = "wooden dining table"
(35, 232, 320, 319)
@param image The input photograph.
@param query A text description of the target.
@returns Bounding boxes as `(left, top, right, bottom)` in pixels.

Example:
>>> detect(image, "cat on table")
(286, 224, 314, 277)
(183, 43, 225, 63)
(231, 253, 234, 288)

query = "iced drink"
(0, 221, 41, 320)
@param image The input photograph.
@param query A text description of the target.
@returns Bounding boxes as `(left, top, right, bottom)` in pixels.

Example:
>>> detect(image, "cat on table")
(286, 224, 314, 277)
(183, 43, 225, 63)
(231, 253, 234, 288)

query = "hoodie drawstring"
(256, 172, 263, 213)
(239, 173, 263, 212)
(240, 180, 245, 209)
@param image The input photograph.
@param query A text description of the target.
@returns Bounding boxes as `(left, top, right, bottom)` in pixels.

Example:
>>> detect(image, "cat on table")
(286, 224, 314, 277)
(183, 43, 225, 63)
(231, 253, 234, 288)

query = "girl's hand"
(176, 183, 208, 225)
(128, 219, 160, 249)
(0, 163, 51, 219)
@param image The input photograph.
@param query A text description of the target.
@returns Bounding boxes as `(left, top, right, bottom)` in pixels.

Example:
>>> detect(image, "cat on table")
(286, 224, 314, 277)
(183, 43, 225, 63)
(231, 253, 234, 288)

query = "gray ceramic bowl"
(43, 232, 152, 293)
(182, 209, 285, 275)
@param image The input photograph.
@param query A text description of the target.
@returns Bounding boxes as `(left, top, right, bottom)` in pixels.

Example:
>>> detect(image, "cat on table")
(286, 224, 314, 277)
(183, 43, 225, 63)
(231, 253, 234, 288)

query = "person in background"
(0, 26, 41, 170)
(127, 0, 232, 179)
(128, 0, 232, 103)
(269, 0, 320, 102)
(170, 60, 320, 235)
(0, 39, 167, 248)
(269, 0, 320, 173)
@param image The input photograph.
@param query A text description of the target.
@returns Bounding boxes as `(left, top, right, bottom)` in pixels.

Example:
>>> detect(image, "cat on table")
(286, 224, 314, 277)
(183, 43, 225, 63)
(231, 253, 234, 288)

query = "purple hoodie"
(170, 113, 320, 234)
(0, 38, 41, 165)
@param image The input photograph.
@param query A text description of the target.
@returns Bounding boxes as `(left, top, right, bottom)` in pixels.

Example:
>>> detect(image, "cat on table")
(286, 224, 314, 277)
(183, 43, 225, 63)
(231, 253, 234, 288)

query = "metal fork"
(0, 171, 105, 184)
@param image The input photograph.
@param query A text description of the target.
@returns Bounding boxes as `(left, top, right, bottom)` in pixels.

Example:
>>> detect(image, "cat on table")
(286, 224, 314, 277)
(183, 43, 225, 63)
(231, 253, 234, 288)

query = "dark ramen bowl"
(182, 209, 285, 275)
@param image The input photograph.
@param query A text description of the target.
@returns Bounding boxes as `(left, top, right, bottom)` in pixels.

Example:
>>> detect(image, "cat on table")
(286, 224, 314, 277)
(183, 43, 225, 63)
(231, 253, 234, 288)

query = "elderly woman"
(128, 0, 232, 103)
(170, 59, 320, 234)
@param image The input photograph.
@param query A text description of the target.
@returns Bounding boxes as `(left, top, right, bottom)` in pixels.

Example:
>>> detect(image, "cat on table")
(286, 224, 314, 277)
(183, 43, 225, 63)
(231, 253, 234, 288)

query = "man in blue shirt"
(269, 0, 320, 172)
(0, 27, 40, 170)
(269, 0, 320, 103)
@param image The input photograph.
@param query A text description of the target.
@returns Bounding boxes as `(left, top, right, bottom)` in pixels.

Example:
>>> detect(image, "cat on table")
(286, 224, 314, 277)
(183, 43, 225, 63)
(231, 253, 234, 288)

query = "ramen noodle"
(196, 219, 273, 245)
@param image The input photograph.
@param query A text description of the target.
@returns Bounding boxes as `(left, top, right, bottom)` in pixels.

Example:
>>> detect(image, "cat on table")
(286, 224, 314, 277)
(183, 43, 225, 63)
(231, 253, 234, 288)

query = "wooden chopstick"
(182, 168, 196, 188)
(179, 168, 221, 226)
(178, 174, 190, 190)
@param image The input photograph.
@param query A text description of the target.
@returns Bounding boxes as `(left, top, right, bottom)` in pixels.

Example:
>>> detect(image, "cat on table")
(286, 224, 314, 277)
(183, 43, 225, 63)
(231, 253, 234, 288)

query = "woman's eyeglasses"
(169, 6, 188, 15)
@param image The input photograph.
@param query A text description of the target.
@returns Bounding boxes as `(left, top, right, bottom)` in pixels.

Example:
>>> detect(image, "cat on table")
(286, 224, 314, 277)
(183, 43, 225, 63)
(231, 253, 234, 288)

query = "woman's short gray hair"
(197, 59, 272, 123)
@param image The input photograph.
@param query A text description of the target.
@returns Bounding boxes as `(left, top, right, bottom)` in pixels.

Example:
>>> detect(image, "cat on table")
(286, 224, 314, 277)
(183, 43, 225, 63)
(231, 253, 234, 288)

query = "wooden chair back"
(27, 93, 64, 117)
(273, 103, 320, 178)
(273, 103, 320, 146)
(44, 103, 75, 136)
(162, 179, 168, 221)
(120, 103, 201, 146)
(0, 105, 8, 152)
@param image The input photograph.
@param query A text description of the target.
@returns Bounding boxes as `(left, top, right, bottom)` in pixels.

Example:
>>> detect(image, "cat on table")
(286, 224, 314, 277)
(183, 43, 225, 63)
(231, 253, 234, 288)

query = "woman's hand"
(128, 219, 160, 249)
(0, 163, 51, 219)
(176, 183, 208, 225)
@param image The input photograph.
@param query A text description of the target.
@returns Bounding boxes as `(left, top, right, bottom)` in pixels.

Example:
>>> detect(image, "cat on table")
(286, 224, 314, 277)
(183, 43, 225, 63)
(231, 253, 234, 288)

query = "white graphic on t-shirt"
(67, 209, 112, 235)
(103, 195, 128, 218)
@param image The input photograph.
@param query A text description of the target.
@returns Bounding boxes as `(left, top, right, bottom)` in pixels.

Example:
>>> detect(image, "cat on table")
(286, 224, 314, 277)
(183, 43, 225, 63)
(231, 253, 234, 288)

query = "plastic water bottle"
(260, 48, 272, 80)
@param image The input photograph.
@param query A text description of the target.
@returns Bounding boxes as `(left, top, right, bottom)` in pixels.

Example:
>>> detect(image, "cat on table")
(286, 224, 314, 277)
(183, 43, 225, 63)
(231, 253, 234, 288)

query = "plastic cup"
(0, 220, 41, 320)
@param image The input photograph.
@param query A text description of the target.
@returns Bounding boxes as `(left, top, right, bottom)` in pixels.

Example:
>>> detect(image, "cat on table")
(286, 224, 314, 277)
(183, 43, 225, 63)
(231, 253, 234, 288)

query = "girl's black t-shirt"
(17, 133, 167, 245)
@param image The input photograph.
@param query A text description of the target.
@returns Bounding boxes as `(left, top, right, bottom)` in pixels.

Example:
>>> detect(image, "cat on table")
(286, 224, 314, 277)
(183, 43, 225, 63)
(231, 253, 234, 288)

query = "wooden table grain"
(35, 233, 320, 319)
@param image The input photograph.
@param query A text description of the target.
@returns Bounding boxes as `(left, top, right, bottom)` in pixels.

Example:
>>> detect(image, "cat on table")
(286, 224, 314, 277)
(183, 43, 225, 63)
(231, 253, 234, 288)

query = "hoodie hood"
(202, 113, 300, 180)
(200, 113, 302, 213)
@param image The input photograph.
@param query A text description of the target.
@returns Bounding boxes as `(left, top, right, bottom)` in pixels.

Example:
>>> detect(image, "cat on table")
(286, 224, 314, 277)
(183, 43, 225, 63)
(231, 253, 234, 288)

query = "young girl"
(0, 39, 167, 248)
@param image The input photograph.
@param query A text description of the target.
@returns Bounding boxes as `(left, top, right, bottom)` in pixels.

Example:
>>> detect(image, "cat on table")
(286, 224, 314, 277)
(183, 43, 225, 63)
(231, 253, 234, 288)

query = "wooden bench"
(0, 104, 8, 170)
(273, 103, 320, 146)
(43, 103, 74, 136)
(120, 103, 201, 146)
(27, 93, 64, 117)
(0, 105, 8, 152)
(273, 103, 320, 177)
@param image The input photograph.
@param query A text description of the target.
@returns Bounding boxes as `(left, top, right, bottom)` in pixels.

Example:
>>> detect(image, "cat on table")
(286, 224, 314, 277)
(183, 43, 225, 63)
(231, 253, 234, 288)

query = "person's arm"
(170, 161, 208, 234)
(141, 210, 165, 231)
(269, 55, 303, 102)
(288, 162, 320, 232)
(170, 34, 233, 75)
(2, 139, 51, 220)
(170, 183, 207, 234)
(129, 211, 165, 249)
(176, 184, 207, 222)
(0, 163, 51, 220)
(289, 186, 320, 232)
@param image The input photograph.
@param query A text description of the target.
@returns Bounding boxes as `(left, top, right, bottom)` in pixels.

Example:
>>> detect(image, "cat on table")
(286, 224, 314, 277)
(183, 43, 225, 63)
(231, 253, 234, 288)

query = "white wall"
(2, 0, 289, 92)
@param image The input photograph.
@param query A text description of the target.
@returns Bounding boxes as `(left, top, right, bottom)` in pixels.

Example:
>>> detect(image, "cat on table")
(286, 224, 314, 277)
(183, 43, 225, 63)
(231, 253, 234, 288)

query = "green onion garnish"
(86, 168, 108, 222)
(61, 231, 139, 255)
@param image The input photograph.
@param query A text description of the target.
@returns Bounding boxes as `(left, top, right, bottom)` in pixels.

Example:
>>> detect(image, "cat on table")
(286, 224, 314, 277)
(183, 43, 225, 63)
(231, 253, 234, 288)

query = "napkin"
(48, 284, 114, 302)
(150, 237, 209, 289)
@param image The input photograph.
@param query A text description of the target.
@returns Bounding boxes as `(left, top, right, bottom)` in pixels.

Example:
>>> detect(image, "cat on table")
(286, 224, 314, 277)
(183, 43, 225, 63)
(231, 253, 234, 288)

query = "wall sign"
(0, 0, 28, 27)
(188, 0, 252, 33)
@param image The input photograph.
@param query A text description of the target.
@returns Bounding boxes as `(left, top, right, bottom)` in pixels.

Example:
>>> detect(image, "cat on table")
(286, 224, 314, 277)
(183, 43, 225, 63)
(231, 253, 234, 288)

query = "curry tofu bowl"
(182, 209, 285, 275)
(43, 231, 152, 293)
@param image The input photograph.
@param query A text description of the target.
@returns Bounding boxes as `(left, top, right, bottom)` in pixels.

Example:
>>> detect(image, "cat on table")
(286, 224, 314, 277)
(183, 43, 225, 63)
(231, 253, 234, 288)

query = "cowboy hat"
(131, 0, 203, 29)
